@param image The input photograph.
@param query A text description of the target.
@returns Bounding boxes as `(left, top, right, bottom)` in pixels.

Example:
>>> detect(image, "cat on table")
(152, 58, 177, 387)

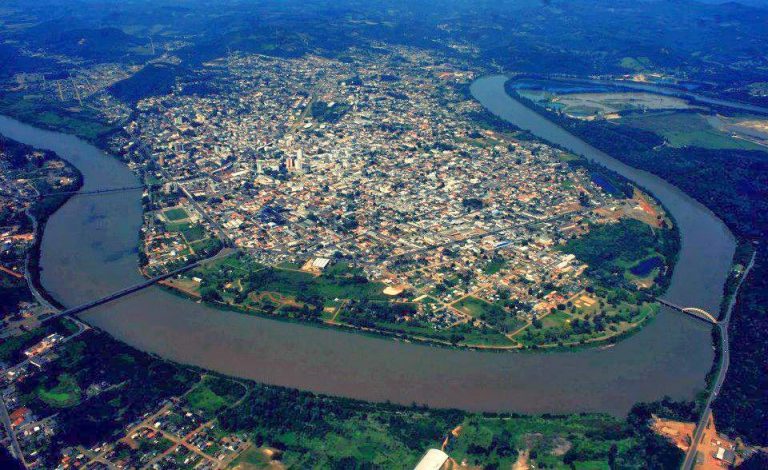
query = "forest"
(560, 218, 677, 297)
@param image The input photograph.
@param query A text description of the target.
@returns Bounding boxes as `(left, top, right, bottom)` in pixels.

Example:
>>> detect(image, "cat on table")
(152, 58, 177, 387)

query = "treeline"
(342, 299, 418, 328)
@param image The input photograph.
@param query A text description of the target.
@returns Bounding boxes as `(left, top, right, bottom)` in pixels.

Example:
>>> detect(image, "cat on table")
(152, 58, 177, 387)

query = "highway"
(681, 250, 757, 470)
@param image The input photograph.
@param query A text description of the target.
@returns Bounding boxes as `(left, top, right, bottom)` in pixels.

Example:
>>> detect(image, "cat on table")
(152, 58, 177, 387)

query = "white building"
(413, 449, 450, 470)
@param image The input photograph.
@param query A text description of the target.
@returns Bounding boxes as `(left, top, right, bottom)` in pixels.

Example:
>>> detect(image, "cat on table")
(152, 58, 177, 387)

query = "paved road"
(681, 250, 757, 470)
(0, 396, 25, 467)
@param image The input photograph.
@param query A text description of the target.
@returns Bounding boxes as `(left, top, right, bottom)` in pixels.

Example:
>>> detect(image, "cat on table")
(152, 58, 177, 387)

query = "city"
(1, 0, 767, 468)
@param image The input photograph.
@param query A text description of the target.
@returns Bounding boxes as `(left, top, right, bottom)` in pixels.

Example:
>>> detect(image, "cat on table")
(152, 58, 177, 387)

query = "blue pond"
(631, 256, 664, 277)
(590, 173, 620, 195)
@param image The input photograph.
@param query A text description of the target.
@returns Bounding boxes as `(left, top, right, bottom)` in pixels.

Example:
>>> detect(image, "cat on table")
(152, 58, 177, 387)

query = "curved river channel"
(0, 75, 736, 416)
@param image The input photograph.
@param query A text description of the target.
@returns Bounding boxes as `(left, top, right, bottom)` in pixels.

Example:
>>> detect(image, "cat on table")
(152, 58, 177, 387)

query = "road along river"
(0, 76, 734, 415)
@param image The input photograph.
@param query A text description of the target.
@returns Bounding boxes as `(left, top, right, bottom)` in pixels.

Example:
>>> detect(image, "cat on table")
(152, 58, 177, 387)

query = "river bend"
(0, 76, 734, 415)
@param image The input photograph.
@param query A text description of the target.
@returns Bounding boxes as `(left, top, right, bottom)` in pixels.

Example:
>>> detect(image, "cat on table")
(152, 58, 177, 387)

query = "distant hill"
(108, 63, 191, 105)
(23, 24, 147, 63)
(695, 0, 768, 7)
(0, 44, 58, 78)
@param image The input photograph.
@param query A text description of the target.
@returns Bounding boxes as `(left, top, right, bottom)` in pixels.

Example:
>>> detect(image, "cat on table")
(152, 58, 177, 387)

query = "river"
(0, 75, 734, 416)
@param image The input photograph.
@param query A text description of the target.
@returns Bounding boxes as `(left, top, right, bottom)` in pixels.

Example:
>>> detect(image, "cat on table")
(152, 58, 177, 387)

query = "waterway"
(0, 75, 735, 415)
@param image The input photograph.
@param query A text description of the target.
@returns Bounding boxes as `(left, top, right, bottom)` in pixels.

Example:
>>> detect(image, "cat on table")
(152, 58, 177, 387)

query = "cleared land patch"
(621, 112, 765, 150)
(37, 373, 82, 408)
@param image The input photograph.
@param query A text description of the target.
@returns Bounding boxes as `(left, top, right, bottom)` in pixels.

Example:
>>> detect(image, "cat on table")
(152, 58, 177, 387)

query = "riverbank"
(495, 74, 768, 446)
(0, 136, 83, 321)
(24, 178, 83, 313)
(160, 214, 672, 352)
(159, 275, 660, 355)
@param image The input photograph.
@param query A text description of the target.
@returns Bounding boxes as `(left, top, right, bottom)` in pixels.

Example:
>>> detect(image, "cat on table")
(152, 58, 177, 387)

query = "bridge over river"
(657, 299, 719, 324)
(42, 250, 231, 325)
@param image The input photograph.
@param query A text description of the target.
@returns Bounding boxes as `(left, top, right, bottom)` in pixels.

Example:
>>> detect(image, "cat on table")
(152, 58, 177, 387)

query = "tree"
(200, 286, 221, 303)
(449, 333, 465, 344)
(608, 443, 618, 469)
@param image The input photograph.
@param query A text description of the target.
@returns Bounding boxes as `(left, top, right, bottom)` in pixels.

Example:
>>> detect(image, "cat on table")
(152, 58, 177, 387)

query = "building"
(413, 449, 450, 470)
(714, 447, 736, 465)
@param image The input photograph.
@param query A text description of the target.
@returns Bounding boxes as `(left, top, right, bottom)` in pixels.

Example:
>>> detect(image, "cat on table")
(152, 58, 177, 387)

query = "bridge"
(42, 250, 231, 324)
(0, 185, 149, 203)
(657, 298, 718, 324)
(39, 184, 148, 198)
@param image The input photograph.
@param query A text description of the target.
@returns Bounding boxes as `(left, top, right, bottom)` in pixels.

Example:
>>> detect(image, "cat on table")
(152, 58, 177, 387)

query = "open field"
(228, 446, 284, 469)
(483, 258, 507, 275)
(621, 112, 766, 150)
(512, 300, 657, 348)
(184, 376, 246, 417)
(0, 93, 115, 141)
(37, 373, 82, 408)
(454, 296, 495, 317)
(554, 92, 697, 117)
(708, 116, 768, 148)
(163, 207, 190, 221)
(513, 89, 702, 120)
(542, 310, 571, 329)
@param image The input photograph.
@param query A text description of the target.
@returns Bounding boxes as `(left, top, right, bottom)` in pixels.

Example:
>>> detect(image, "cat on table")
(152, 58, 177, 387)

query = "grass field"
(483, 258, 507, 275)
(164, 221, 192, 232)
(542, 310, 572, 328)
(185, 385, 228, 415)
(37, 373, 82, 408)
(227, 446, 277, 469)
(554, 92, 694, 117)
(195, 256, 391, 305)
(164, 207, 189, 221)
(620, 112, 765, 150)
(184, 376, 246, 416)
(454, 296, 495, 317)
(620, 56, 652, 71)
(0, 93, 114, 141)
(182, 225, 206, 242)
(260, 268, 389, 303)
(163, 220, 207, 243)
